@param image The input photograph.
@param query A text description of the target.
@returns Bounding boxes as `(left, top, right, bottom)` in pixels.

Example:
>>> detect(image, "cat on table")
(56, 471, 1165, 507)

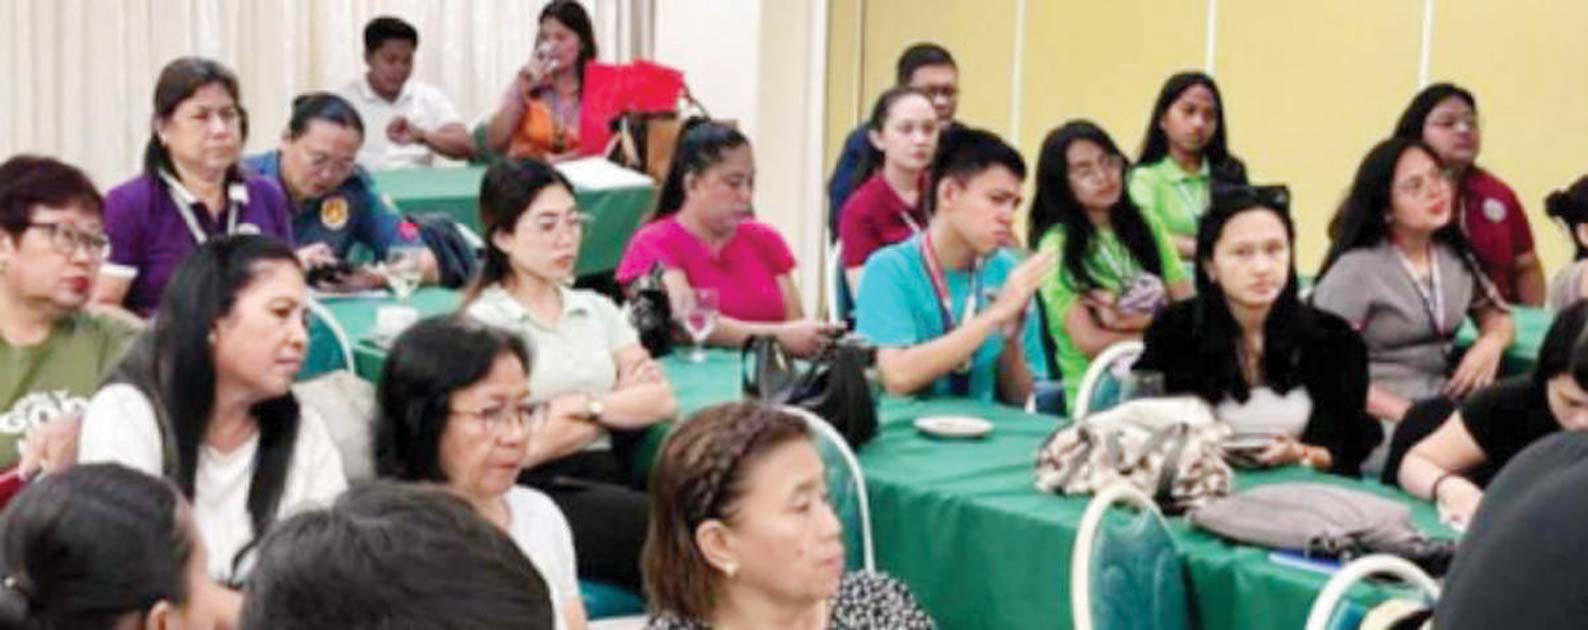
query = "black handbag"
(625, 262, 673, 357)
(741, 333, 878, 447)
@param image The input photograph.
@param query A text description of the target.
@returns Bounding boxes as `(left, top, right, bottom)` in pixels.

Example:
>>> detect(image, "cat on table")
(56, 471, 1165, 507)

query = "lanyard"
(160, 171, 243, 245)
(1094, 235, 1137, 283)
(920, 232, 980, 384)
(899, 208, 924, 234)
(1170, 177, 1206, 224)
(1393, 244, 1447, 338)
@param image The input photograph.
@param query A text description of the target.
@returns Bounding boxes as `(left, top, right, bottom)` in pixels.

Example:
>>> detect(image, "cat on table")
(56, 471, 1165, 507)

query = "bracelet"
(1430, 472, 1457, 502)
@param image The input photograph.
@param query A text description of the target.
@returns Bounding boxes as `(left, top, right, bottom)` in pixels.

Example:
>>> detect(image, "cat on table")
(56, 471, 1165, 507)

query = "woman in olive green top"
(1032, 121, 1192, 413)
(0, 156, 134, 472)
(1129, 71, 1248, 259)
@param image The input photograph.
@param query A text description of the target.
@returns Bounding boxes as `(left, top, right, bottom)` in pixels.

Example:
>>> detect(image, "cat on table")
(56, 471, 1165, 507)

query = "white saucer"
(914, 415, 993, 439)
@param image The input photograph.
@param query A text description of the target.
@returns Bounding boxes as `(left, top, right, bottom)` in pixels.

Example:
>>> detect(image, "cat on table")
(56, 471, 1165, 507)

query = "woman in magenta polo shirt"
(95, 57, 296, 319)
(837, 86, 938, 291)
(616, 119, 837, 357)
(1393, 83, 1544, 306)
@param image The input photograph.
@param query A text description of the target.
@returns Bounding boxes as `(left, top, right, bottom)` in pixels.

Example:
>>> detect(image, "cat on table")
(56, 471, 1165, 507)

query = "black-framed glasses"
(1212, 184, 1291, 215)
(24, 222, 110, 259)
(451, 400, 548, 435)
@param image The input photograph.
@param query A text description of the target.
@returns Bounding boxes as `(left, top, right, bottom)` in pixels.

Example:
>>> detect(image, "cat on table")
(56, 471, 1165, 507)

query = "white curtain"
(0, 0, 649, 189)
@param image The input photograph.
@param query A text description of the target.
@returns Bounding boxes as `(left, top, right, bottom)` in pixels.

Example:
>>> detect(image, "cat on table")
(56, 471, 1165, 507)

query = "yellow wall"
(826, 0, 1588, 276)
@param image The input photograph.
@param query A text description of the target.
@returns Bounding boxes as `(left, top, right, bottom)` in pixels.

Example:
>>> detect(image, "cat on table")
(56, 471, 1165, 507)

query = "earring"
(207, 332, 216, 345)
(722, 563, 737, 578)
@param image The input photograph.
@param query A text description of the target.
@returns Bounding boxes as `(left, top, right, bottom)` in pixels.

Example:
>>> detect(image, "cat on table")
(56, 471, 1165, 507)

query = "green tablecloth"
(316, 287, 462, 380)
(1456, 305, 1549, 375)
(371, 166, 655, 275)
(657, 349, 1450, 630)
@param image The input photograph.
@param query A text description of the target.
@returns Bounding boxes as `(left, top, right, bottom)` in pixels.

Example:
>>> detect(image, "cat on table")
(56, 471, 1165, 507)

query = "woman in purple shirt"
(95, 57, 298, 319)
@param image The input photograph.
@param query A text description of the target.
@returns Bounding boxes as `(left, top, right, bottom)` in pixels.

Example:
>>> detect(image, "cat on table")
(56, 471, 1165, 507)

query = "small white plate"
(914, 415, 993, 439)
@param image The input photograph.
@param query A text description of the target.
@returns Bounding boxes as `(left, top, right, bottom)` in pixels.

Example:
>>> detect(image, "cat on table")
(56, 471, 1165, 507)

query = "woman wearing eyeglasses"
(375, 316, 585, 630)
(0, 156, 136, 476)
(1135, 185, 1379, 475)
(1313, 137, 1515, 482)
(1392, 83, 1544, 306)
(463, 158, 674, 593)
(1031, 121, 1192, 413)
(96, 57, 295, 319)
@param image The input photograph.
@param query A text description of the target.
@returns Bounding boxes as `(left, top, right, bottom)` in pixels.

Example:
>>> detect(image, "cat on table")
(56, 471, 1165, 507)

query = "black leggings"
(519, 449, 649, 593)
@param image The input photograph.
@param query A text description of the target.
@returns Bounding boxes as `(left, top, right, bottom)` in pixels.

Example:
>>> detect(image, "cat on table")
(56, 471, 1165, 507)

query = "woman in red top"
(1394, 83, 1544, 306)
(837, 86, 939, 290)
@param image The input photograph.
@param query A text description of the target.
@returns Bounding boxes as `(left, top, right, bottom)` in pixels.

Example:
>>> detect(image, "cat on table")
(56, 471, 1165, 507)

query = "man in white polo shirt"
(338, 16, 474, 170)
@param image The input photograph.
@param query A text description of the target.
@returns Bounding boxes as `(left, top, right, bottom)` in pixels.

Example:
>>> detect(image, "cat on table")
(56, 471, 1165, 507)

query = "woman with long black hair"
(1313, 137, 1514, 481)
(1128, 71, 1249, 260)
(1032, 120, 1191, 412)
(1136, 184, 1379, 475)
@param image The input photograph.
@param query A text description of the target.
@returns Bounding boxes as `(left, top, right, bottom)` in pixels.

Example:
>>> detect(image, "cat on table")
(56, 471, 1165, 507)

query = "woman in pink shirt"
(616, 119, 837, 357)
(837, 86, 939, 291)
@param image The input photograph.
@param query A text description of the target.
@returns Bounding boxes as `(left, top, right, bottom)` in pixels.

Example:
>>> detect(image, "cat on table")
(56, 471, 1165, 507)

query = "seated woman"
(1393, 83, 1544, 306)
(854, 127, 1052, 405)
(464, 157, 671, 593)
(485, 1, 598, 162)
(1032, 120, 1193, 413)
(375, 316, 585, 630)
(97, 56, 296, 319)
(243, 92, 438, 282)
(242, 482, 555, 630)
(1544, 175, 1588, 310)
(616, 119, 837, 357)
(0, 464, 231, 629)
(838, 86, 939, 289)
(1313, 137, 1514, 481)
(643, 401, 934, 629)
(1136, 184, 1379, 475)
(79, 235, 348, 589)
(1128, 71, 1248, 260)
(1398, 301, 1588, 526)
(0, 155, 135, 474)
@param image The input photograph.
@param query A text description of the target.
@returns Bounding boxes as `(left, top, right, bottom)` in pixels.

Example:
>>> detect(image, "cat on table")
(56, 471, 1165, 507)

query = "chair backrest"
(1071, 483, 1192, 630)
(1072, 340, 1145, 421)
(825, 242, 847, 325)
(299, 297, 354, 380)
(783, 406, 875, 572)
(1304, 554, 1440, 630)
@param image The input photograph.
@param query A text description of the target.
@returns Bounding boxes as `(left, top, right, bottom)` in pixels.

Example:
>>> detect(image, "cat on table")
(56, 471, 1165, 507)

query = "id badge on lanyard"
(161, 171, 244, 245)
(920, 232, 979, 396)
(1394, 245, 1448, 351)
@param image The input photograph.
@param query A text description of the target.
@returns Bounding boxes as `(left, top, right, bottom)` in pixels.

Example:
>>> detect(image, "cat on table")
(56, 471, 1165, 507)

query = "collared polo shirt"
(615, 217, 796, 323)
(102, 172, 294, 316)
(337, 76, 464, 170)
(243, 151, 418, 260)
(1459, 167, 1536, 303)
(1127, 157, 1211, 240)
(466, 284, 642, 452)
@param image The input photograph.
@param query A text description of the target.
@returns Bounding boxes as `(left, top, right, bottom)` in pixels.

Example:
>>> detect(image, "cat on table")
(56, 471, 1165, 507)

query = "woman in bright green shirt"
(1128, 71, 1248, 260)
(1032, 121, 1193, 412)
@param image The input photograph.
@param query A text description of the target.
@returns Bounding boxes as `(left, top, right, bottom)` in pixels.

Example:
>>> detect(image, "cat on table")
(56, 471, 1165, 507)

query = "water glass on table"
(678, 288, 719, 363)
(1118, 369, 1165, 403)
(384, 245, 425, 302)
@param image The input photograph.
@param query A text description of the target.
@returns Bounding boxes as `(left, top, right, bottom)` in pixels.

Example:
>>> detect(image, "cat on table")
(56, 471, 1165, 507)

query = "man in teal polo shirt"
(855, 127, 1054, 405)
(245, 92, 437, 279)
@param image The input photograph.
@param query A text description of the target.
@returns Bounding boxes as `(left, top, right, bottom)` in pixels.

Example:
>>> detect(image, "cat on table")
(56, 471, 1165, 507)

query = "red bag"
(580, 61, 686, 155)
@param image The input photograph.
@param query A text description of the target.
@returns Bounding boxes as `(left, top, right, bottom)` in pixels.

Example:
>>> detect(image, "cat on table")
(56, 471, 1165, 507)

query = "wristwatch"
(584, 396, 605, 425)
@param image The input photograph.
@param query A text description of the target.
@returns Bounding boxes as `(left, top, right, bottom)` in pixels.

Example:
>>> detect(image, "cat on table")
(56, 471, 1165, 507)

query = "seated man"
(244, 92, 438, 284)
(240, 481, 555, 630)
(0, 155, 136, 473)
(828, 42, 960, 237)
(855, 127, 1055, 406)
(337, 16, 473, 170)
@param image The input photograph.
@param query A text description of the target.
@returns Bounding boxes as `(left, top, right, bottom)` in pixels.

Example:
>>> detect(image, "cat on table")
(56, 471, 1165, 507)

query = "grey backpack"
(1188, 483, 1454, 573)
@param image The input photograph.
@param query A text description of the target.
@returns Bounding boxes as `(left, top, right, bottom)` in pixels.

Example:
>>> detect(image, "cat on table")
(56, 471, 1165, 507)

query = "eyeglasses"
(1393, 168, 1453, 198)
(24, 222, 110, 259)
(528, 212, 591, 237)
(1212, 184, 1291, 215)
(1067, 154, 1125, 186)
(452, 400, 548, 435)
(303, 150, 357, 179)
(919, 85, 958, 100)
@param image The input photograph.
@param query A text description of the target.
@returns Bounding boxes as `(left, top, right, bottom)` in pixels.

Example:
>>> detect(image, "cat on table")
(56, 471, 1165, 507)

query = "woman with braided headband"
(641, 402, 934, 629)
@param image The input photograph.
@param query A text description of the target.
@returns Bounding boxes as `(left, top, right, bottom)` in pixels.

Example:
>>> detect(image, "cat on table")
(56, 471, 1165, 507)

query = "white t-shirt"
(504, 486, 579, 630)
(337, 76, 465, 170)
(77, 383, 349, 582)
(1215, 386, 1314, 438)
